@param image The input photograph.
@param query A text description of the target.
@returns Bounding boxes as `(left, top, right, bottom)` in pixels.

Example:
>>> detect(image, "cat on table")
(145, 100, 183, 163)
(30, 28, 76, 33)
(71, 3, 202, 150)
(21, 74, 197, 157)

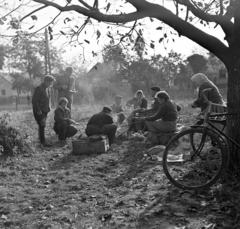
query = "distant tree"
(11, 72, 33, 108)
(206, 53, 227, 81)
(187, 54, 208, 74)
(7, 35, 45, 79)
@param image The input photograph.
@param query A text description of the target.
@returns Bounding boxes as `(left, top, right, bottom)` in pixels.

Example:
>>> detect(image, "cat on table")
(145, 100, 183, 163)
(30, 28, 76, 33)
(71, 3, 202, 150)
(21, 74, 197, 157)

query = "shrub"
(0, 113, 25, 156)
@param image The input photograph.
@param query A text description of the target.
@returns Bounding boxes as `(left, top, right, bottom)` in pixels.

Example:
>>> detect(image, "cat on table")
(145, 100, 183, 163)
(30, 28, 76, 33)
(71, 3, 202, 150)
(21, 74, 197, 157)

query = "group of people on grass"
(32, 70, 225, 148)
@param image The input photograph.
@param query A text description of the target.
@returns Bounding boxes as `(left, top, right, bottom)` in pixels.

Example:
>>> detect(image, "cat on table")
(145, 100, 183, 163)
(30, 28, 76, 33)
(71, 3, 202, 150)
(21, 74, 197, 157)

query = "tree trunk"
(226, 57, 240, 169)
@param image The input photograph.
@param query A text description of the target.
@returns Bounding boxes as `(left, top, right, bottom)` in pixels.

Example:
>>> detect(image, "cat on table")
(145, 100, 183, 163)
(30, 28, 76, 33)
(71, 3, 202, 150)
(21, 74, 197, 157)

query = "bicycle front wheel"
(162, 127, 227, 190)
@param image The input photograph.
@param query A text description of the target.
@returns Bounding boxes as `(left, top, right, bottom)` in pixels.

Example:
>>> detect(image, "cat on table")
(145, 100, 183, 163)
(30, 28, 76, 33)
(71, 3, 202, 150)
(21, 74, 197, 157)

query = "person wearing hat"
(53, 97, 78, 145)
(144, 91, 178, 133)
(85, 106, 117, 145)
(32, 75, 55, 146)
(55, 67, 76, 110)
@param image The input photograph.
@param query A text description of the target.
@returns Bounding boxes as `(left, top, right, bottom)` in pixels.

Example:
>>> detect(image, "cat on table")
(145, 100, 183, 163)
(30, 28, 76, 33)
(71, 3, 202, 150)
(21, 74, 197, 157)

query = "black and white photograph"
(0, 0, 239, 228)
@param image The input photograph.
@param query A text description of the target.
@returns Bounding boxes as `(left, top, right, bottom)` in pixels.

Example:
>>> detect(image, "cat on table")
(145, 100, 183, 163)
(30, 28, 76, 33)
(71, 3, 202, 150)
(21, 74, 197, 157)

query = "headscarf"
(191, 73, 211, 87)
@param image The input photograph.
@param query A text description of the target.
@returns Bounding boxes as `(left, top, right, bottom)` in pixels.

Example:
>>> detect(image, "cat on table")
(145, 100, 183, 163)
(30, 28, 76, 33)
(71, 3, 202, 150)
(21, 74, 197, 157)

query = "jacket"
(32, 84, 50, 114)
(87, 111, 113, 129)
(193, 81, 224, 111)
(53, 106, 72, 133)
(146, 100, 178, 122)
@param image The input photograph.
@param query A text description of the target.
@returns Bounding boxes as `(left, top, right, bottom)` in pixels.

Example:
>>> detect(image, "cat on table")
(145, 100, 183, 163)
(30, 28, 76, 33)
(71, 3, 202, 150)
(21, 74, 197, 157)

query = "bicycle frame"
(193, 112, 240, 150)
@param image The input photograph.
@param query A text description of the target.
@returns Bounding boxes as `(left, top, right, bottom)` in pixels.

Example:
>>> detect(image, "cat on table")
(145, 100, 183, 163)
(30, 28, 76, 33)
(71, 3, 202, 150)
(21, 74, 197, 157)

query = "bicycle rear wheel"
(162, 127, 227, 190)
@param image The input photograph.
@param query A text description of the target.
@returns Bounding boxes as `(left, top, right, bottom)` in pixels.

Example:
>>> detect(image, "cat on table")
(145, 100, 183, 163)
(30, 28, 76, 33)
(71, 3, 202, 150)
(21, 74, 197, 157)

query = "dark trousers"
(85, 124, 117, 145)
(33, 112, 47, 144)
(54, 122, 78, 140)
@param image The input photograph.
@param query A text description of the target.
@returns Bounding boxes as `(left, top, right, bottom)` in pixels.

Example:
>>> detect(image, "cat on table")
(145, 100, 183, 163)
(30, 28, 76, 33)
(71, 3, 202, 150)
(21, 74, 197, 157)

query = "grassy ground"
(0, 103, 239, 229)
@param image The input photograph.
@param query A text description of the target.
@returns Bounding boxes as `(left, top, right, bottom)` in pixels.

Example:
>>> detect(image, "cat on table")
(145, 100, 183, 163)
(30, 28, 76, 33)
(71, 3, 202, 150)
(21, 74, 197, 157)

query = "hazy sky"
(1, 0, 225, 68)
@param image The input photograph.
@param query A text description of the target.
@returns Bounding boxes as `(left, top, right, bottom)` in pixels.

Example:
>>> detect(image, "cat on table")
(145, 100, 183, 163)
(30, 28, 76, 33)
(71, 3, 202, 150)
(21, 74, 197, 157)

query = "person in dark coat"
(55, 67, 76, 110)
(85, 106, 117, 145)
(191, 73, 224, 112)
(32, 75, 55, 146)
(53, 97, 78, 143)
(144, 91, 178, 133)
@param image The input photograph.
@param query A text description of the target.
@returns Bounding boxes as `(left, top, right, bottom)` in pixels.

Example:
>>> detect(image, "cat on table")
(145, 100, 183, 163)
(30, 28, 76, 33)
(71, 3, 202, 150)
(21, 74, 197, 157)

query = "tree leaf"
(64, 17, 71, 24)
(159, 38, 164, 43)
(150, 43, 155, 49)
(106, 3, 111, 12)
(48, 26, 53, 33)
(96, 30, 101, 39)
(28, 25, 35, 30)
(31, 15, 37, 20)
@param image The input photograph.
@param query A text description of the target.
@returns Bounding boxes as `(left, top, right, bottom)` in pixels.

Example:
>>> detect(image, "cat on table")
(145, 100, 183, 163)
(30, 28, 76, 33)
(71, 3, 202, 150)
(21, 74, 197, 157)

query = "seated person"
(85, 106, 117, 145)
(191, 73, 224, 113)
(112, 95, 124, 113)
(127, 87, 160, 132)
(126, 90, 148, 110)
(53, 97, 78, 143)
(144, 91, 178, 133)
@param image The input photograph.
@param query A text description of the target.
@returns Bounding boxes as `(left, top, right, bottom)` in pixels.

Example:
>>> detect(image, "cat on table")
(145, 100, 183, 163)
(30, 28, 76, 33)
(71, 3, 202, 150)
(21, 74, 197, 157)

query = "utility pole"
(44, 28, 51, 75)
(44, 28, 55, 107)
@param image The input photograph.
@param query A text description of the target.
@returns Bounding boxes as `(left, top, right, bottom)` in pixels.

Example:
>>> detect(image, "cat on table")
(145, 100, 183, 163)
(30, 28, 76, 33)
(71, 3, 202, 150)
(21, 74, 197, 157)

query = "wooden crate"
(72, 135, 109, 155)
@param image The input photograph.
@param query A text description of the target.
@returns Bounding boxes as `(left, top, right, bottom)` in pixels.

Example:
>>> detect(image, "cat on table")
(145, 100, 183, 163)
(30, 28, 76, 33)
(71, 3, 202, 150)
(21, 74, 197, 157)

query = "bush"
(0, 113, 25, 156)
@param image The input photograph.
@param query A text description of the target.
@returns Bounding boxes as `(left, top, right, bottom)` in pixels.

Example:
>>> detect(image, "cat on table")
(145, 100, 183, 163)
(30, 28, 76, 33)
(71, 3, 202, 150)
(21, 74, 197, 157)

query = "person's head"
(65, 67, 73, 77)
(115, 95, 122, 105)
(43, 75, 55, 88)
(102, 106, 112, 114)
(58, 97, 68, 108)
(191, 73, 210, 88)
(150, 86, 161, 97)
(155, 91, 170, 104)
(135, 90, 144, 99)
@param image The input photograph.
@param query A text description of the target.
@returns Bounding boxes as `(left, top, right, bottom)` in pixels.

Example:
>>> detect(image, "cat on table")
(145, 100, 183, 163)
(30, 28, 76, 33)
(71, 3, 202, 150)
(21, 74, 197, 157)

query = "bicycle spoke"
(163, 128, 225, 190)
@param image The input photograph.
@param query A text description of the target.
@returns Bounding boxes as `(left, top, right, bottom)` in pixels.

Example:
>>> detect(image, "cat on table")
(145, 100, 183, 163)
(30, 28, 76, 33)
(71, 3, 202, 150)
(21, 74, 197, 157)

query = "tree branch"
(146, 2, 230, 62)
(78, 0, 94, 10)
(20, 5, 47, 22)
(33, 0, 146, 23)
(32, 0, 230, 62)
(175, 0, 233, 38)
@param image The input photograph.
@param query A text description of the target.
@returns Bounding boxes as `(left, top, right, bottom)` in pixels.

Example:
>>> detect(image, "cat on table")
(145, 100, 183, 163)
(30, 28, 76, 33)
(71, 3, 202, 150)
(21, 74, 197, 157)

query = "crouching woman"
(144, 91, 178, 133)
(53, 97, 78, 143)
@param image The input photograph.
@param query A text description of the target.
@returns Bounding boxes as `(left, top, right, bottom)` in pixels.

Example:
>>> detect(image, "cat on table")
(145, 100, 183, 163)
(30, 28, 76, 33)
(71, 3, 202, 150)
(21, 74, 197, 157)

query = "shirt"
(146, 100, 178, 122)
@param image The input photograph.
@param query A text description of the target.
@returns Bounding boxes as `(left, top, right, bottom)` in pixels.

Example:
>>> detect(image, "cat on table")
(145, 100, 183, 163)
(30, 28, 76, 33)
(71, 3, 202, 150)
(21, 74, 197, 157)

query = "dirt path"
(0, 110, 239, 229)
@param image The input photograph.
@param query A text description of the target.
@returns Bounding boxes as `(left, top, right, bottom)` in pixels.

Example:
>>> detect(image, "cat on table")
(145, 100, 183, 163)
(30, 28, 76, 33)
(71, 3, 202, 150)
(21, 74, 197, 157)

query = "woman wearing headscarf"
(191, 73, 225, 112)
(126, 90, 148, 132)
(126, 89, 148, 109)
(53, 97, 78, 144)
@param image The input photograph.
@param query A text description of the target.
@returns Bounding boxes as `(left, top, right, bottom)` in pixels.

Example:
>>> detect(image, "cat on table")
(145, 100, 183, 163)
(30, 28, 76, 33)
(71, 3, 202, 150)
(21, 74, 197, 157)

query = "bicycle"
(162, 103, 239, 190)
